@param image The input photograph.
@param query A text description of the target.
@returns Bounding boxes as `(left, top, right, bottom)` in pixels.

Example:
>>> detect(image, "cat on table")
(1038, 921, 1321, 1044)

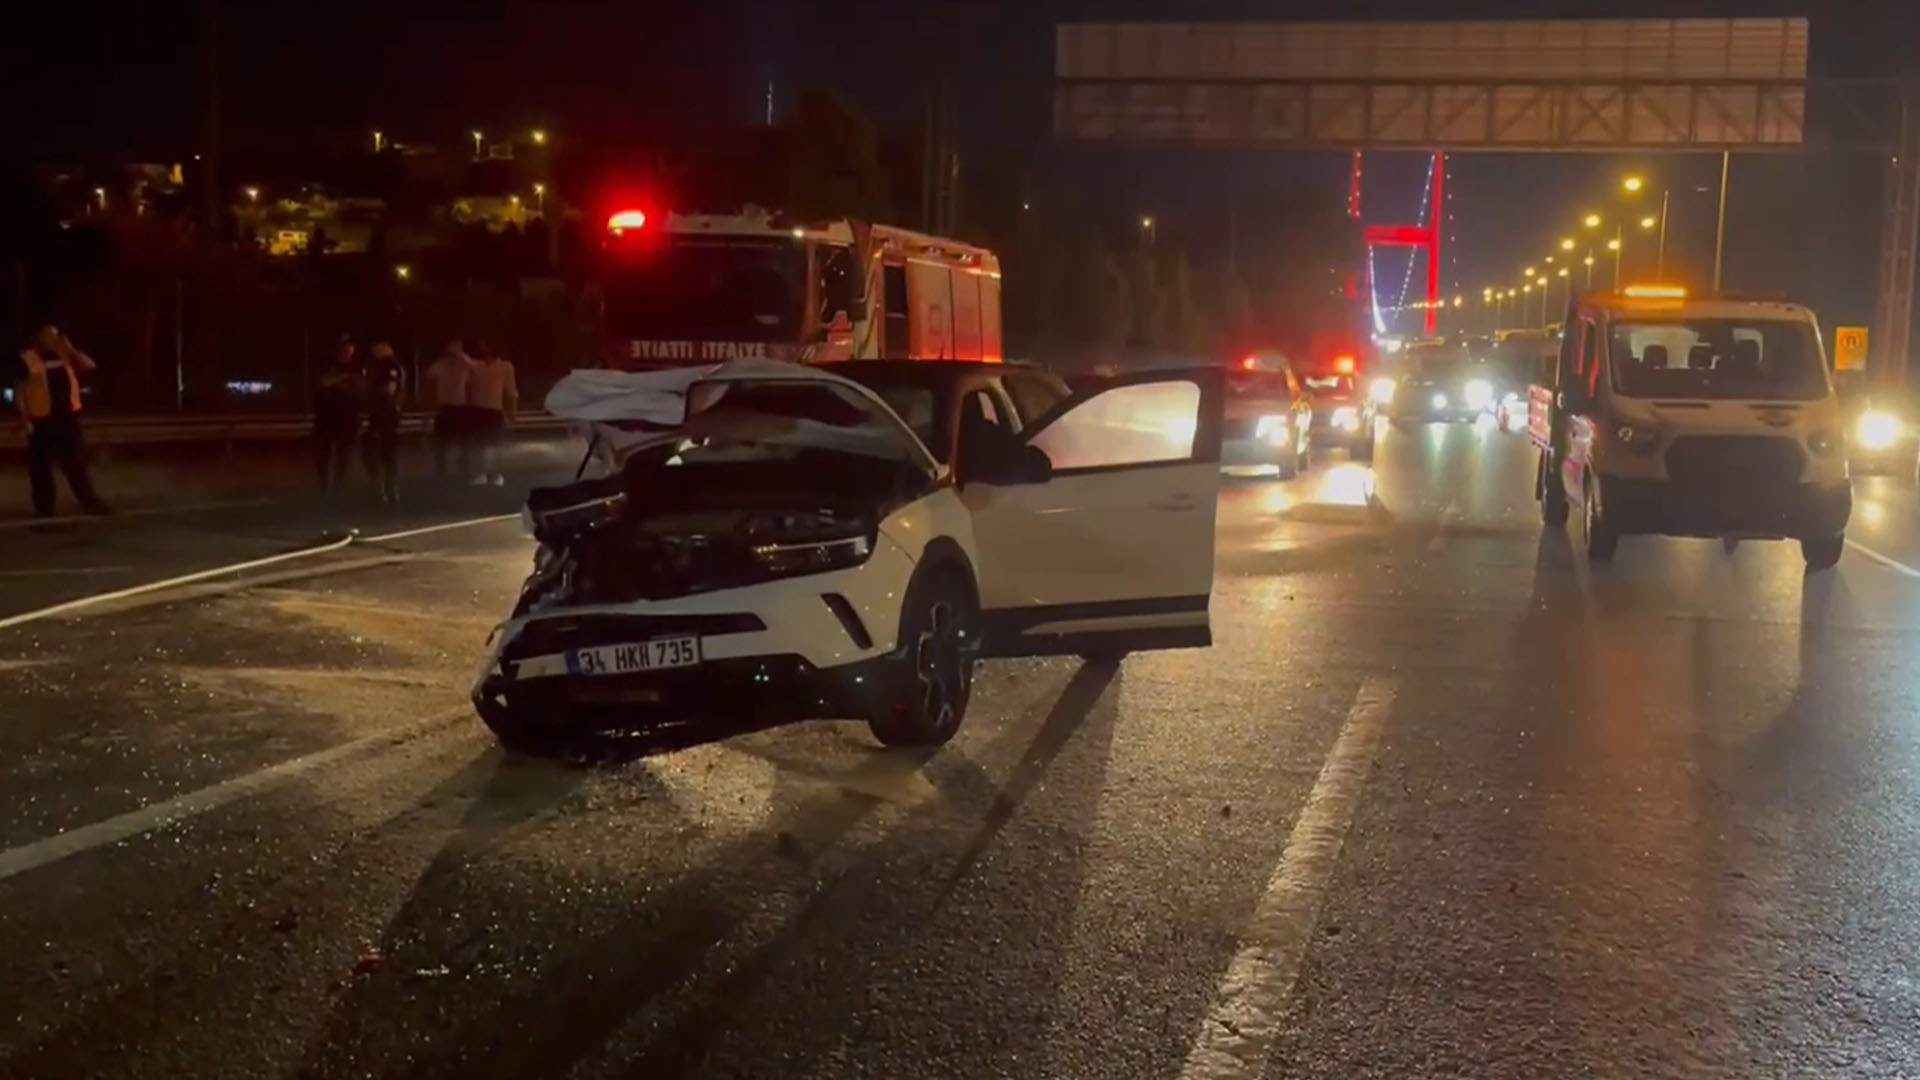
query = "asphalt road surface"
(4, 417, 1920, 1079)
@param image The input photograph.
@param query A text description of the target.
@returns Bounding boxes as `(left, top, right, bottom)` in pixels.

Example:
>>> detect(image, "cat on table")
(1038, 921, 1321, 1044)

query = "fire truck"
(593, 206, 1002, 367)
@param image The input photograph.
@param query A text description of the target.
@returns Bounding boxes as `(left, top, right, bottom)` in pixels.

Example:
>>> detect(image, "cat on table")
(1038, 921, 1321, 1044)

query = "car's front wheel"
(1802, 535, 1844, 571)
(867, 568, 977, 749)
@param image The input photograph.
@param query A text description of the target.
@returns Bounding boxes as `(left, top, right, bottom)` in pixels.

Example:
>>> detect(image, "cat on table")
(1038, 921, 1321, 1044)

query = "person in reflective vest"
(7, 326, 109, 517)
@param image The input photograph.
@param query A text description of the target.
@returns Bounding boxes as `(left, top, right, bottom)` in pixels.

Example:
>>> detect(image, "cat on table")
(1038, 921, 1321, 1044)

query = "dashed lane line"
(1178, 676, 1398, 1080)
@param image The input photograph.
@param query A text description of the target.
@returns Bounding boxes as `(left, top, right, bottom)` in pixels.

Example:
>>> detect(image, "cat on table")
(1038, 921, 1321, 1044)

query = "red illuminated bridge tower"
(1351, 149, 1446, 335)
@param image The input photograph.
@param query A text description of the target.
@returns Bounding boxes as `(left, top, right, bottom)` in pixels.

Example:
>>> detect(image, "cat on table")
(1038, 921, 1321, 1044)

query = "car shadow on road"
(291, 660, 1121, 1080)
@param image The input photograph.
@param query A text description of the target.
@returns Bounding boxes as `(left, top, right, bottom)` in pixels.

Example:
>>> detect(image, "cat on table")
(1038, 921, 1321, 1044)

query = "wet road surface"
(4, 418, 1920, 1079)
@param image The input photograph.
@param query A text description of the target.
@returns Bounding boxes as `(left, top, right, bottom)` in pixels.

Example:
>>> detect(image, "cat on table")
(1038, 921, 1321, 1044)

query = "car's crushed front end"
(471, 361, 943, 748)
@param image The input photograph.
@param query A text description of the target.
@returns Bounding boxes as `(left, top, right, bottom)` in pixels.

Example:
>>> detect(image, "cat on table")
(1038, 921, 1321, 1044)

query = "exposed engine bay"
(513, 440, 920, 616)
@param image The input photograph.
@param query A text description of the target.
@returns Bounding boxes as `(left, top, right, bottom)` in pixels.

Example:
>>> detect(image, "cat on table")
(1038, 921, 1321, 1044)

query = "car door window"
(1029, 380, 1202, 472)
(1002, 372, 1068, 428)
(957, 388, 1016, 462)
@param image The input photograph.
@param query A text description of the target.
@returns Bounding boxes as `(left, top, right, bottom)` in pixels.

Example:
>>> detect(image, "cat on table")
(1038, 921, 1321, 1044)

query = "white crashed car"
(472, 359, 1224, 752)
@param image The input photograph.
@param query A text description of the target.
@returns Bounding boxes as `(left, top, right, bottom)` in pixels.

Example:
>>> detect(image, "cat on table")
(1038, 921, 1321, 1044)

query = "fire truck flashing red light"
(1241, 356, 1258, 370)
(607, 209, 649, 233)
(1334, 354, 1357, 374)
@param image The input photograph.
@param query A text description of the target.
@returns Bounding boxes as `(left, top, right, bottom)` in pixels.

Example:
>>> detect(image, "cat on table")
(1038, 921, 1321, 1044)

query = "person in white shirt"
(423, 341, 476, 480)
(465, 341, 518, 486)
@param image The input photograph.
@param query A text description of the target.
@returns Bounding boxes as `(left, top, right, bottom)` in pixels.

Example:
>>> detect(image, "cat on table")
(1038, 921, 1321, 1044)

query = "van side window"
(882, 263, 909, 357)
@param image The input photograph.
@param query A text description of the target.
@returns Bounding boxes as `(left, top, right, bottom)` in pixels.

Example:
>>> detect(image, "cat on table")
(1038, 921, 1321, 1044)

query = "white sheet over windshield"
(544, 360, 937, 471)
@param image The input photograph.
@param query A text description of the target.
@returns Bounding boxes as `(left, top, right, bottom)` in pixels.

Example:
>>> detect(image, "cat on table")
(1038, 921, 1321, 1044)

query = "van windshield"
(1608, 319, 1828, 401)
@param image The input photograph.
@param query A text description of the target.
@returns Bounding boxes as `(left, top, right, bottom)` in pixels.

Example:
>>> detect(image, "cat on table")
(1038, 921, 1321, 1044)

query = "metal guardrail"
(0, 412, 574, 451)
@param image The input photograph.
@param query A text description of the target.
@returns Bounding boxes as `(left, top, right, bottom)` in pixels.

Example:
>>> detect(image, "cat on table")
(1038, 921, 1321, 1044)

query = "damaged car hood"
(546, 359, 941, 476)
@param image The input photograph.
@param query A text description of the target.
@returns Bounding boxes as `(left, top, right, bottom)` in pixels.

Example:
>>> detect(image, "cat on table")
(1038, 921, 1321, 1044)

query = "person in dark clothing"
(312, 336, 362, 492)
(361, 340, 404, 502)
(7, 326, 110, 517)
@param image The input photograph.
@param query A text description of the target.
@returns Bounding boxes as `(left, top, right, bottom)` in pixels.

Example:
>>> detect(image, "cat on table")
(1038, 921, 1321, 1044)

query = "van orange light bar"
(1622, 284, 1686, 299)
(1333, 354, 1357, 373)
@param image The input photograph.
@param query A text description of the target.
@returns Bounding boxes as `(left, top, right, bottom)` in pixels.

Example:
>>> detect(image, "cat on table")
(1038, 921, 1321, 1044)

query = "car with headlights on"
(1834, 373, 1916, 477)
(1219, 355, 1314, 477)
(473, 358, 1224, 754)
(1301, 371, 1376, 462)
(1391, 344, 1483, 421)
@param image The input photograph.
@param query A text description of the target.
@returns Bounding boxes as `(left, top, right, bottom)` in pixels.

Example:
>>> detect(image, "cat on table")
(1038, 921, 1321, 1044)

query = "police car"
(472, 359, 1223, 752)
(1533, 286, 1850, 568)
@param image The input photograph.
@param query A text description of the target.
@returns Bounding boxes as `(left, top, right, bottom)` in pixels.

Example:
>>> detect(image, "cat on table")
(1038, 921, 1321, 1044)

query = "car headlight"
(1331, 406, 1360, 431)
(1368, 377, 1396, 404)
(1855, 409, 1902, 451)
(1430, 392, 1448, 410)
(752, 533, 875, 578)
(1463, 379, 1493, 409)
(1255, 414, 1290, 443)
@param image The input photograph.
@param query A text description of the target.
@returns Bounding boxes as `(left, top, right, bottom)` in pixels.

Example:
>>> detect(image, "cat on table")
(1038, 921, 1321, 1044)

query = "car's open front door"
(962, 367, 1224, 658)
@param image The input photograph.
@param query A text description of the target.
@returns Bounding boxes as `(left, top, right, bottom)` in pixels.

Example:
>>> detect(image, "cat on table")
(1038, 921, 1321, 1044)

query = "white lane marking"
(1179, 676, 1397, 1080)
(0, 512, 520, 632)
(0, 535, 355, 632)
(0, 707, 471, 884)
(0, 498, 269, 532)
(360, 513, 521, 544)
(1845, 539, 1920, 579)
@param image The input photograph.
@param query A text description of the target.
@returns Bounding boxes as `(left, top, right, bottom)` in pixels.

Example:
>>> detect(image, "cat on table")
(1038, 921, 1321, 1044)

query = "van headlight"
(1331, 406, 1361, 431)
(1463, 379, 1493, 410)
(1368, 377, 1396, 404)
(1256, 415, 1290, 443)
(1855, 410, 1902, 451)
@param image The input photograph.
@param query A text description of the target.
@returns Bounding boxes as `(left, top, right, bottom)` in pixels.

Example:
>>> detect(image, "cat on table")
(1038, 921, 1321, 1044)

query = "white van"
(1533, 287, 1851, 569)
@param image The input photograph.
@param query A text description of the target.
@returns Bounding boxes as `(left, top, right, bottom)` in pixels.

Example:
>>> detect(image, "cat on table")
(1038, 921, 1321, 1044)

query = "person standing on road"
(466, 341, 518, 487)
(423, 340, 475, 482)
(312, 335, 362, 493)
(7, 326, 110, 517)
(361, 340, 404, 503)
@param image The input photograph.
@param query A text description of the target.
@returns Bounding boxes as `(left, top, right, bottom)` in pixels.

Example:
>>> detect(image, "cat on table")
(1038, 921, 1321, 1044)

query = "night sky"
(2, 0, 1911, 330)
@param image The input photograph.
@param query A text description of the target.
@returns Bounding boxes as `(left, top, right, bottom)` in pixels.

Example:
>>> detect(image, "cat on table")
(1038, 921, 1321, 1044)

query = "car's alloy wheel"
(868, 570, 975, 748)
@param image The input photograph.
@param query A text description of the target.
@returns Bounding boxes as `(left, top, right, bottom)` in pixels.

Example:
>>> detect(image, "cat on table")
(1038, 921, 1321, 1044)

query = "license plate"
(565, 635, 702, 676)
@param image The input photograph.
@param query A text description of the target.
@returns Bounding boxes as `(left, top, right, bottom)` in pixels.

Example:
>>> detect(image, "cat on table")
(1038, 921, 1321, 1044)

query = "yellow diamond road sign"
(1834, 326, 1869, 371)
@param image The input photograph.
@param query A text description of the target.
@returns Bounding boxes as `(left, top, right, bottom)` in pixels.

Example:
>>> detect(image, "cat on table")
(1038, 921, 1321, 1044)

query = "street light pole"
(1712, 150, 1730, 292)
(1657, 188, 1671, 278)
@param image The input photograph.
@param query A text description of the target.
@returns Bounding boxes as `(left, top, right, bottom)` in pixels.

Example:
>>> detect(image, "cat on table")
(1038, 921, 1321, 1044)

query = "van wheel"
(867, 568, 976, 748)
(1802, 535, 1844, 571)
(1540, 451, 1570, 527)
(1584, 473, 1618, 561)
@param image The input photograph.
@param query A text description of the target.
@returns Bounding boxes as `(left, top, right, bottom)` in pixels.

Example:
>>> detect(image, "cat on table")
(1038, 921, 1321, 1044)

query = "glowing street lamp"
(1607, 237, 1622, 252)
(394, 264, 413, 282)
(1524, 265, 1536, 277)
(1623, 176, 1645, 193)
(1560, 237, 1576, 251)
(1640, 216, 1658, 230)
(243, 186, 260, 204)
(1583, 213, 1602, 229)
(471, 129, 484, 155)
(530, 129, 548, 146)
(372, 129, 385, 153)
